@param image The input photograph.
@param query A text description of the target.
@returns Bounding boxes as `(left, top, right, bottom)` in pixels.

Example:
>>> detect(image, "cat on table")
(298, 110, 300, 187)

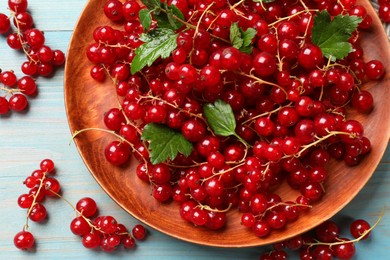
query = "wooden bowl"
(64, 0, 390, 247)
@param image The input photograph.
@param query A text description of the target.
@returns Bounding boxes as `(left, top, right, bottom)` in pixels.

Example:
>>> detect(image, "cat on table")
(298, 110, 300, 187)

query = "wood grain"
(64, 0, 390, 248)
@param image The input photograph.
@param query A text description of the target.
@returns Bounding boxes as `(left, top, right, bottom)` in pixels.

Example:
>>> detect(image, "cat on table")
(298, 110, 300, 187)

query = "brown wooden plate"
(64, 0, 390, 247)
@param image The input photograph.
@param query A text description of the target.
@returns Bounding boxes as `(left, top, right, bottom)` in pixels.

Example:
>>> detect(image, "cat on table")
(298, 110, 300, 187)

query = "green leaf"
(239, 45, 253, 54)
(141, 123, 193, 165)
(203, 99, 237, 137)
(240, 27, 256, 54)
(242, 28, 256, 47)
(139, 9, 152, 31)
(230, 23, 256, 54)
(131, 28, 178, 74)
(149, 3, 184, 30)
(141, 0, 161, 10)
(230, 23, 244, 49)
(166, 5, 184, 30)
(154, 13, 174, 29)
(312, 11, 362, 61)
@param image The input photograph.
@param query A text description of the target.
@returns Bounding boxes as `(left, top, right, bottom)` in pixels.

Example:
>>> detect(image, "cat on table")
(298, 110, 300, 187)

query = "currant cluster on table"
(0, 0, 65, 115)
(70, 198, 147, 252)
(0, 70, 36, 113)
(14, 159, 147, 252)
(83, 0, 386, 239)
(259, 217, 375, 259)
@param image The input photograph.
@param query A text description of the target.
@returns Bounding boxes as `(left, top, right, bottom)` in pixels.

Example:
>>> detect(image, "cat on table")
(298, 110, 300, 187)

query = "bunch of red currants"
(14, 159, 147, 252)
(0, 0, 65, 115)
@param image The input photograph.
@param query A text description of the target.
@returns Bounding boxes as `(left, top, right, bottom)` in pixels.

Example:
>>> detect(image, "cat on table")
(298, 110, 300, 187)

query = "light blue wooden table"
(0, 0, 389, 259)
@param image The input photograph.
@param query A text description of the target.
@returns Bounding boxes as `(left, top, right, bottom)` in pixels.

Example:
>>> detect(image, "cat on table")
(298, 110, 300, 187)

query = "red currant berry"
(104, 0, 124, 21)
(82, 232, 101, 249)
(29, 203, 47, 222)
(365, 60, 385, 80)
(9, 94, 28, 112)
(350, 219, 371, 239)
(0, 13, 10, 34)
(40, 159, 55, 173)
(76, 197, 98, 217)
(8, 0, 28, 12)
(132, 224, 147, 240)
(104, 141, 131, 166)
(70, 216, 91, 236)
(17, 76, 37, 96)
(17, 193, 34, 209)
(0, 97, 10, 115)
(315, 220, 340, 242)
(122, 235, 136, 249)
(100, 215, 118, 234)
(14, 231, 34, 250)
(298, 44, 323, 70)
(332, 238, 356, 259)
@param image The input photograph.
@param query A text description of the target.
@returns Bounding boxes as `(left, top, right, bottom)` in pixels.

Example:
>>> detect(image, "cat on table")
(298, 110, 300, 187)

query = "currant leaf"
(230, 23, 244, 49)
(142, 2, 184, 30)
(204, 99, 236, 137)
(139, 9, 152, 31)
(230, 23, 256, 54)
(241, 28, 256, 54)
(141, 0, 161, 10)
(312, 11, 362, 61)
(131, 28, 178, 74)
(166, 4, 184, 30)
(242, 28, 256, 47)
(141, 123, 193, 165)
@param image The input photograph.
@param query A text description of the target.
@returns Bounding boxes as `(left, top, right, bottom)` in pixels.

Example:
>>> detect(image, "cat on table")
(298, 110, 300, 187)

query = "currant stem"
(233, 132, 252, 148)
(100, 42, 132, 50)
(70, 127, 149, 167)
(237, 71, 287, 96)
(242, 103, 292, 125)
(229, 0, 245, 11)
(202, 162, 246, 183)
(299, 0, 310, 10)
(49, 189, 132, 237)
(0, 86, 23, 95)
(25, 171, 48, 231)
(189, 2, 215, 64)
(256, 202, 312, 219)
(305, 208, 385, 248)
(294, 130, 355, 158)
(139, 94, 208, 124)
(11, 12, 39, 64)
(102, 64, 118, 85)
(50, 189, 79, 213)
(70, 128, 124, 143)
(268, 9, 316, 27)
(164, 161, 206, 169)
(158, 7, 230, 44)
(199, 203, 232, 213)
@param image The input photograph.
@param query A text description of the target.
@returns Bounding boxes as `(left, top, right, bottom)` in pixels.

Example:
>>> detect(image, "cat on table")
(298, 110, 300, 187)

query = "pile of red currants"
(83, 0, 386, 240)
